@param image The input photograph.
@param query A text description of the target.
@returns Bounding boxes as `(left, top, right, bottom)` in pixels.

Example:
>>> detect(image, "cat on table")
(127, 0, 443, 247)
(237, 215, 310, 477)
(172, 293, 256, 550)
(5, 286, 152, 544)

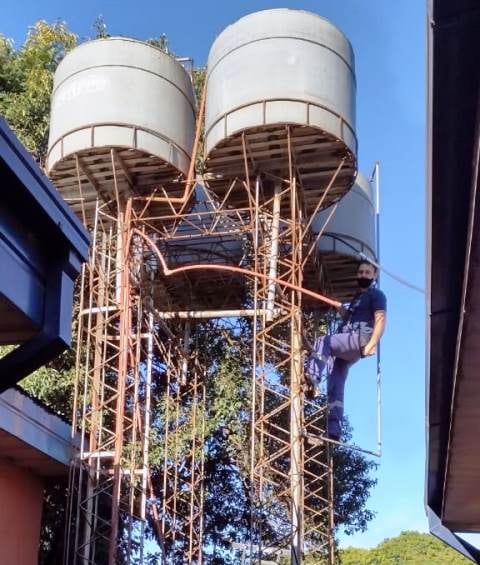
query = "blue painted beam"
(0, 119, 89, 385)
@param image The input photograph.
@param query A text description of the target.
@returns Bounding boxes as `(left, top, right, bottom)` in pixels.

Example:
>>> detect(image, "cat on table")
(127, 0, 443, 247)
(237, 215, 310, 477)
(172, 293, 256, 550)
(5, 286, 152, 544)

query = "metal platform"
(48, 146, 193, 225)
(141, 234, 248, 311)
(203, 124, 356, 215)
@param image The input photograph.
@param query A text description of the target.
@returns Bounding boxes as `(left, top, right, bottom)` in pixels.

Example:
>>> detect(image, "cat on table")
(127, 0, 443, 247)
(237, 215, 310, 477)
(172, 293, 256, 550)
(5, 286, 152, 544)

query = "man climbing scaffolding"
(305, 260, 387, 442)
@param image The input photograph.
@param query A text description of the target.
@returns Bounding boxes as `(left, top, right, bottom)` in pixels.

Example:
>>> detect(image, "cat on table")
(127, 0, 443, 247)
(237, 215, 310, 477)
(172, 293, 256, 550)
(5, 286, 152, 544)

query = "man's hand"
(362, 311, 386, 357)
(362, 342, 377, 357)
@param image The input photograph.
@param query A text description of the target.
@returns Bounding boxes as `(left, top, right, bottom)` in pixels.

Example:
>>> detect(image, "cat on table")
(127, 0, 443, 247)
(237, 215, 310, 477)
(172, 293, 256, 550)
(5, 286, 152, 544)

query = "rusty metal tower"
(45, 9, 364, 565)
(200, 9, 358, 563)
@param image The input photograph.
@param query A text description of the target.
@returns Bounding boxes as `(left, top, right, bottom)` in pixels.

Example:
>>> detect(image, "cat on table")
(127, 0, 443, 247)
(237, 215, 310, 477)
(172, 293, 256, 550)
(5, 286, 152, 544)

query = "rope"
(323, 232, 425, 294)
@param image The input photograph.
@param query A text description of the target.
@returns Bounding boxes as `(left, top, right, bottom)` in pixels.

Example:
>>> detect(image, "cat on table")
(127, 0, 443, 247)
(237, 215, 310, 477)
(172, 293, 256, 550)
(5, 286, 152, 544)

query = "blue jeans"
(307, 332, 362, 439)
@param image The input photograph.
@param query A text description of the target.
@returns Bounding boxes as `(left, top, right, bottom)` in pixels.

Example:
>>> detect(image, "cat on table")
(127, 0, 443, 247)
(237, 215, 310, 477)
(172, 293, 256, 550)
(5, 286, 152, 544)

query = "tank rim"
(209, 8, 354, 60)
(53, 35, 192, 80)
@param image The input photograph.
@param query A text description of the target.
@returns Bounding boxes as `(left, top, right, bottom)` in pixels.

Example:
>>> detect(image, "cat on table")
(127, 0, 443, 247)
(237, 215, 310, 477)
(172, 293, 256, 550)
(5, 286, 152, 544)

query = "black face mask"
(357, 277, 374, 289)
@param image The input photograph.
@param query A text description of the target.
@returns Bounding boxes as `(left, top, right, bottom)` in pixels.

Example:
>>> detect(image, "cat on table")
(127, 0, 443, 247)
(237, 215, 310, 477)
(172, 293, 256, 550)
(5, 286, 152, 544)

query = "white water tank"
(203, 9, 357, 211)
(47, 37, 196, 223)
(312, 172, 376, 301)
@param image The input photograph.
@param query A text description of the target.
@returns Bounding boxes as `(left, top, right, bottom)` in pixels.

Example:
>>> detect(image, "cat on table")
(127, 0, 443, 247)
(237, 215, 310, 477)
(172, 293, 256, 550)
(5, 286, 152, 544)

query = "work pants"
(307, 332, 362, 439)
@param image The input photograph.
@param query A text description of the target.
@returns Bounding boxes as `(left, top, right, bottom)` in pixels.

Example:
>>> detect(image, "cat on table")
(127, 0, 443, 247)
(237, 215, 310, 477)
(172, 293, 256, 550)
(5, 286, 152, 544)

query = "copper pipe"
(131, 229, 342, 310)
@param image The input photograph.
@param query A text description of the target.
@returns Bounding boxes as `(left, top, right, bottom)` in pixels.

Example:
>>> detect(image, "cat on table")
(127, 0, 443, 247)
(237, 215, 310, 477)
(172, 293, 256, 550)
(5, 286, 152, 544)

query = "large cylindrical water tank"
(203, 9, 357, 211)
(311, 172, 376, 301)
(47, 37, 196, 223)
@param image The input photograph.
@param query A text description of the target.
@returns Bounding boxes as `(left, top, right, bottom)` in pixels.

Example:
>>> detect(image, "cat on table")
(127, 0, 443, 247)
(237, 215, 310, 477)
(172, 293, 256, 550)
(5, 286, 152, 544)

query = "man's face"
(357, 263, 376, 288)
(357, 263, 376, 279)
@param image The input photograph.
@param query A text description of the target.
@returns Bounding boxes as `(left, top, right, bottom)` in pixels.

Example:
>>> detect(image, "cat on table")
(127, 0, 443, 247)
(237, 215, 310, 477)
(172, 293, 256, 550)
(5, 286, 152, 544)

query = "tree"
(143, 320, 377, 563)
(339, 531, 472, 564)
(0, 21, 76, 161)
(93, 15, 109, 39)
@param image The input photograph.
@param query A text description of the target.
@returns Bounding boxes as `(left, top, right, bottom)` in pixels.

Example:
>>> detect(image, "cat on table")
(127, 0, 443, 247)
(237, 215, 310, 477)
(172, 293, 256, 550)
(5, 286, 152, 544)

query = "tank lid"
(208, 9, 354, 73)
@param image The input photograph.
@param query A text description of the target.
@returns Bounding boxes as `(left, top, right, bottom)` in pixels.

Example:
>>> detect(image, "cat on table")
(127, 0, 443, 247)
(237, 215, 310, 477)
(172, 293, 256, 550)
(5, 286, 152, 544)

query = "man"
(306, 260, 387, 442)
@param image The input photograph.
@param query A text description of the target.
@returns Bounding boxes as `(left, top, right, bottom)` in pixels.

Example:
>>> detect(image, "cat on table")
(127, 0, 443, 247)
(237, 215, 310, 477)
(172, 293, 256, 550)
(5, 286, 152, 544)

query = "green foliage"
(0, 37, 20, 92)
(191, 66, 206, 106)
(19, 316, 78, 419)
(20, 349, 76, 419)
(339, 531, 471, 564)
(191, 67, 206, 167)
(0, 20, 76, 160)
(0, 339, 76, 420)
(93, 15, 109, 39)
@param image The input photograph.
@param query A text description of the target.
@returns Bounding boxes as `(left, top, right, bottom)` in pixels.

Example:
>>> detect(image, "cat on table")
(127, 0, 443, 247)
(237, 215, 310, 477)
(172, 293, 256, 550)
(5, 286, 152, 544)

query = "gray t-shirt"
(340, 286, 387, 345)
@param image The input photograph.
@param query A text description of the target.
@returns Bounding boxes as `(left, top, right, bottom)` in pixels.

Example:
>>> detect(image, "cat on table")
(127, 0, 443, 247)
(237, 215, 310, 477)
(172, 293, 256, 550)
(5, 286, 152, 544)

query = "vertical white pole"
(374, 162, 382, 456)
(181, 321, 191, 386)
(266, 181, 282, 322)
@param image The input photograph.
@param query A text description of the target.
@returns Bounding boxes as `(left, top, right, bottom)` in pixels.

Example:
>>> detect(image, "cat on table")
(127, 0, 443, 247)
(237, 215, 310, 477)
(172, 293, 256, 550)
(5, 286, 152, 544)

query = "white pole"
(153, 308, 281, 320)
(266, 181, 282, 322)
(140, 313, 154, 563)
(374, 162, 382, 456)
(181, 321, 191, 386)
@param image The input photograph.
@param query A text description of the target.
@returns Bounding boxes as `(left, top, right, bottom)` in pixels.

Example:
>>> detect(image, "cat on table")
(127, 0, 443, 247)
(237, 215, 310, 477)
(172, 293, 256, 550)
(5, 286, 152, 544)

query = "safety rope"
(322, 232, 425, 294)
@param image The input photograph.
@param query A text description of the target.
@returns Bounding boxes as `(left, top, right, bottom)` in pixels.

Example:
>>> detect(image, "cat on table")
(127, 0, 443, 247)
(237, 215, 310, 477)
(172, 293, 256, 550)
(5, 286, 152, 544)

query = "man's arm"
(362, 310, 386, 356)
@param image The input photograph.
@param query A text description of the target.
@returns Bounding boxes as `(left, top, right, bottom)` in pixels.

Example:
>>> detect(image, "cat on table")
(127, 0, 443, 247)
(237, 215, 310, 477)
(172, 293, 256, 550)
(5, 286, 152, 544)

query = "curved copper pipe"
(131, 229, 342, 309)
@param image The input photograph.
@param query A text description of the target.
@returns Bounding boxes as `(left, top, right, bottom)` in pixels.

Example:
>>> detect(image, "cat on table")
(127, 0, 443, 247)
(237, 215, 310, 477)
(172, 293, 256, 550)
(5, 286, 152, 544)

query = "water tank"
(311, 172, 376, 302)
(47, 37, 196, 224)
(203, 9, 357, 212)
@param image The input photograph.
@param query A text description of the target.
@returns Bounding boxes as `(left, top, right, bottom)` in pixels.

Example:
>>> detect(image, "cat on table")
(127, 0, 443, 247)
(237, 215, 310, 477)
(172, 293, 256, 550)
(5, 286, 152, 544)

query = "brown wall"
(0, 458, 43, 565)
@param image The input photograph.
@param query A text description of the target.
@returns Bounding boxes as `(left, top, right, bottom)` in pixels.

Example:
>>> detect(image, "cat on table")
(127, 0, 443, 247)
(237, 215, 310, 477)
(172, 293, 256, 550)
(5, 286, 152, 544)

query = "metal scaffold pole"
(243, 129, 337, 563)
(65, 171, 156, 565)
(290, 165, 304, 565)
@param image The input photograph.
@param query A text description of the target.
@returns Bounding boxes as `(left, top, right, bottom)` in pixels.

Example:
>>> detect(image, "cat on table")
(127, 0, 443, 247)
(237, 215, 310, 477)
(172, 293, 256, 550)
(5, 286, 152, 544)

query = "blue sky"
(3, 0, 426, 550)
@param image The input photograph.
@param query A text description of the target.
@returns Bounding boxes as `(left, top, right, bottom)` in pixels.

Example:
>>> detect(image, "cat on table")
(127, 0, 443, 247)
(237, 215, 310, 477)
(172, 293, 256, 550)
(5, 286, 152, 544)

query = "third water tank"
(312, 172, 376, 301)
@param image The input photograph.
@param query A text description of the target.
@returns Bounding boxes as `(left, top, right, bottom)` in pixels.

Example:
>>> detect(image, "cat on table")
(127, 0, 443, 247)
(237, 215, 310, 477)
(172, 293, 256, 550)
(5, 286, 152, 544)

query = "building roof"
(0, 118, 89, 386)
(0, 387, 78, 476)
(427, 0, 480, 560)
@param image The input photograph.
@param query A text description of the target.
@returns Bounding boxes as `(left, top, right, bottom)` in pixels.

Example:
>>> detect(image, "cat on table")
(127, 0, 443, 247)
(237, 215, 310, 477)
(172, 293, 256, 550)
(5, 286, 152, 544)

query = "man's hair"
(357, 259, 378, 273)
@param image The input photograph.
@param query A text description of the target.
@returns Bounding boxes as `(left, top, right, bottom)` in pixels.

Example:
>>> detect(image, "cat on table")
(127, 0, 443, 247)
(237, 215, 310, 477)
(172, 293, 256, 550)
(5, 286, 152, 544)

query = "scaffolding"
(64, 198, 154, 564)
(53, 98, 353, 563)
